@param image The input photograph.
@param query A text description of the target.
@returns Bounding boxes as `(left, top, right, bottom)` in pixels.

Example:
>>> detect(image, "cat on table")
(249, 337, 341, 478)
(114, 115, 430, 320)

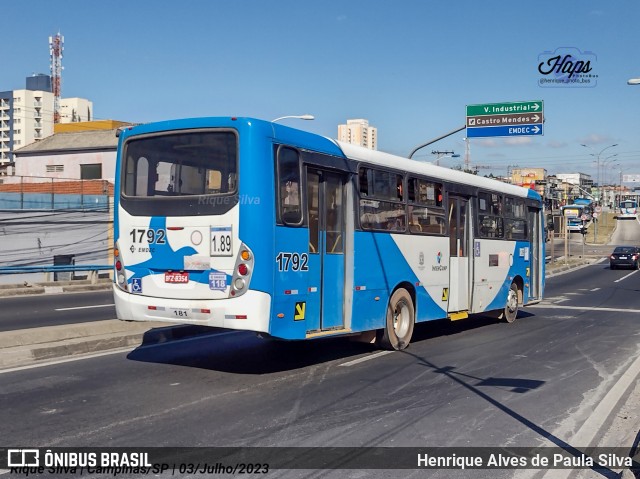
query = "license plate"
(619, 256, 627, 259)
(165, 272, 189, 283)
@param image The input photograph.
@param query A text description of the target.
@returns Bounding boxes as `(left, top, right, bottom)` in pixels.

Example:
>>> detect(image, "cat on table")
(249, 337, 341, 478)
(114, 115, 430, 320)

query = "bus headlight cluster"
(230, 243, 254, 297)
(114, 243, 128, 292)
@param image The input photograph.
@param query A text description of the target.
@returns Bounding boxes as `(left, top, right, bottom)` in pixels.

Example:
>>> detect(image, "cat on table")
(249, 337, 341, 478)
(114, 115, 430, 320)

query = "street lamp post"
(600, 156, 619, 206)
(580, 143, 618, 242)
(408, 125, 466, 159)
(271, 114, 315, 123)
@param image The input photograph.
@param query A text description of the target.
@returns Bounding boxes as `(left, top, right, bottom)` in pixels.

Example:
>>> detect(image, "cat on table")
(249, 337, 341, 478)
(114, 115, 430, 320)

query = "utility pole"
(463, 137, 471, 172)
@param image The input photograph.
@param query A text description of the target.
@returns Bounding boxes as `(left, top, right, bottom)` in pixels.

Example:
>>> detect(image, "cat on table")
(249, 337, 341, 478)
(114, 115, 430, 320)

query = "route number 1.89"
(211, 226, 233, 256)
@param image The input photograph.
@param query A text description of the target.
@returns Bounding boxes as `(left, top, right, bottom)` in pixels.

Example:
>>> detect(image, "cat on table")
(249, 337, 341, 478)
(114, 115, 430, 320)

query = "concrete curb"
(0, 279, 112, 297)
(0, 320, 211, 370)
(545, 258, 595, 277)
(0, 258, 603, 370)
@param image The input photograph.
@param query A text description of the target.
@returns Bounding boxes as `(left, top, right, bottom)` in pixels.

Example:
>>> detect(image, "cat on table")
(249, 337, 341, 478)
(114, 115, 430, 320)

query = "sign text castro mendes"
(466, 101, 543, 138)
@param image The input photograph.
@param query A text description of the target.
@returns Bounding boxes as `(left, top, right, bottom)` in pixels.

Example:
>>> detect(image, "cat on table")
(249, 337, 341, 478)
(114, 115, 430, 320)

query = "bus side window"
(277, 147, 302, 225)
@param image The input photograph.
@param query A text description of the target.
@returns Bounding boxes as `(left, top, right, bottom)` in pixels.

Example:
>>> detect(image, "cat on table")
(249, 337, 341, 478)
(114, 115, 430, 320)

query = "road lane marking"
(529, 304, 640, 313)
(514, 351, 640, 479)
(589, 287, 600, 291)
(0, 330, 242, 375)
(54, 304, 115, 311)
(340, 350, 394, 367)
(614, 269, 639, 282)
(537, 352, 640, 479)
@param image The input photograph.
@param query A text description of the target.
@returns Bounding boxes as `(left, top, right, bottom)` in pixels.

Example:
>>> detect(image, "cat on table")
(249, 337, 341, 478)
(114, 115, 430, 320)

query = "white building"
(337, 119, 377, 150)
(555, 173, 592, 187)
(0, 74, 92, 166)
(12, 128, 120, 181)
(60, 97, 92, 123)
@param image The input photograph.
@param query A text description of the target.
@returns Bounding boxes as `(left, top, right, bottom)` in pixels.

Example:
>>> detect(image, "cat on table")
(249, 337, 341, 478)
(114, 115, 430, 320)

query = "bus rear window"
(122, 130, 237, 198)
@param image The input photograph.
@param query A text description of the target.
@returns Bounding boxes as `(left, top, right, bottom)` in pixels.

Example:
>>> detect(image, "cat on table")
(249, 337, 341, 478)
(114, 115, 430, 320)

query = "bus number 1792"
(276, 252, 309, 272)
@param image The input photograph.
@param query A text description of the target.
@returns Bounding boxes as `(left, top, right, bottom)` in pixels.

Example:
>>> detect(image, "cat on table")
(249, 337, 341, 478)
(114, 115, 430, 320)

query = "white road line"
(589, 287, 600, 291)
(537, 353, 640, 479)
(0, 347, 135, 374)
(0, 330, 242, 375)
(529, 304, 640, 313)
(54, 304, 115, 311)
(614, 269, 639, 283)
(340, 350, 394, 367)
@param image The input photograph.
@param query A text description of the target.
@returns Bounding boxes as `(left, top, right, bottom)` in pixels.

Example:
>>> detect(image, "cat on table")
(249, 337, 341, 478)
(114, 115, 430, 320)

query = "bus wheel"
(502, 282, 519, 323)
(378, 288, 414, 351)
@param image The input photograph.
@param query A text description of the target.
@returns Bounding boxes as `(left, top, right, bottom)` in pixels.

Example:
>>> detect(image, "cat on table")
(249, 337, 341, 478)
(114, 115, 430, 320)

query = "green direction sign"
(466, 101, 543, 117)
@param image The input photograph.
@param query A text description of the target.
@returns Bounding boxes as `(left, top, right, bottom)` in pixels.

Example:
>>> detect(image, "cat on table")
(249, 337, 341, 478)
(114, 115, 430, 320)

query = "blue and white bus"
(618, 199, 638, 219)
(560, 204, 590, 232)
(112, 117, 545, 350)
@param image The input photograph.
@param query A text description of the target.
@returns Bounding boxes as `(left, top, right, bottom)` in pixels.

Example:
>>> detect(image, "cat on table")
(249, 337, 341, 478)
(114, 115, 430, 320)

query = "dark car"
(609, 246, 640, 270)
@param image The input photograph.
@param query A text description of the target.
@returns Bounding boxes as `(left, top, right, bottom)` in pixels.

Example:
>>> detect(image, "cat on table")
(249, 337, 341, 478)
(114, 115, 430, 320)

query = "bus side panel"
(471, 239, 516, 313)
(351, 232, 448, 332)
(388, 234, 450, 322)
(483, 240, 531, 311)
(270, 226, 313, 340)
(237, 129, 276, 296)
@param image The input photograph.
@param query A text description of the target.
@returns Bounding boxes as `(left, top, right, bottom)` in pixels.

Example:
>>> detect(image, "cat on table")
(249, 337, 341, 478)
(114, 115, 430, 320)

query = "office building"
(338, 119, 377, 150)
(0, 74, 93, 166)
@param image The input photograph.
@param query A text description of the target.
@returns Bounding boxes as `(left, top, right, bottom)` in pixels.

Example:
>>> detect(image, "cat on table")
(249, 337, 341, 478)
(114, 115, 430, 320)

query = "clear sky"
(3, 0, 640, 181)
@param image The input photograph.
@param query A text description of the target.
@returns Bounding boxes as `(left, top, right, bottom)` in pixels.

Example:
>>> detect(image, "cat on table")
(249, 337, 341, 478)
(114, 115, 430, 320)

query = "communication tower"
(49, 32, 64, 123)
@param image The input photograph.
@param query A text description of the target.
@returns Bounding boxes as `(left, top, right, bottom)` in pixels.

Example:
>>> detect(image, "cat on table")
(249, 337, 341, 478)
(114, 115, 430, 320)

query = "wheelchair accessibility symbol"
(131, 278, 142, 294)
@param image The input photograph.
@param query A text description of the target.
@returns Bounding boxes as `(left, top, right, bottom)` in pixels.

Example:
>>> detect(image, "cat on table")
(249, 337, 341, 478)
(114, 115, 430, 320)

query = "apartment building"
(337, 118, 377, 150)
(0, 74, 92, 167)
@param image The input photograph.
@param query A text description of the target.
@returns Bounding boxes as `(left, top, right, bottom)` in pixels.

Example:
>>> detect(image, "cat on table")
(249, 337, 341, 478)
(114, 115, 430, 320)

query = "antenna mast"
(49, 32, 64, 123)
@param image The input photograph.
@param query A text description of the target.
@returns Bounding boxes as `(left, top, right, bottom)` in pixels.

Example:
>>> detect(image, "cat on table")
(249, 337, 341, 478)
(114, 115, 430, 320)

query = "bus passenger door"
(306, 169, 346, 333)
(447, 195, 471, 314)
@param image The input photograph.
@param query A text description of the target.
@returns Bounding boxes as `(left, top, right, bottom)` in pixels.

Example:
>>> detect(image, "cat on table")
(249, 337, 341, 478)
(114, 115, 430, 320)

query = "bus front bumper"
(113, 285, 272, 334)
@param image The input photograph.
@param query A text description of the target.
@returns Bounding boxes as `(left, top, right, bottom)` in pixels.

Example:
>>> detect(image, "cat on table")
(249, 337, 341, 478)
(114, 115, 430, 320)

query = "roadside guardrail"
(0, 264, 112, 283)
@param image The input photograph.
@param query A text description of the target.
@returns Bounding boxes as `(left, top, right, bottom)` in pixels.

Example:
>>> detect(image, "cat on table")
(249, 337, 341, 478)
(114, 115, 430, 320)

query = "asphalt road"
(0, 290, 115, 332)
(1, 263, 639, 479)
(1, 216, 638, 333)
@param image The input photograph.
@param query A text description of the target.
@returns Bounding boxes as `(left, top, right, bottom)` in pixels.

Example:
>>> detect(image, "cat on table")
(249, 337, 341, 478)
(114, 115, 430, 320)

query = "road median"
(0, 278, 112, 297)
(0, 259, 603, 370)
(0, 319, 212, 370)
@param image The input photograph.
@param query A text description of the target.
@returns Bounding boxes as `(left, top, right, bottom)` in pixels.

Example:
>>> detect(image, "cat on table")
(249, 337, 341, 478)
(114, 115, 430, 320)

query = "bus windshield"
(122, 130, 237, 199)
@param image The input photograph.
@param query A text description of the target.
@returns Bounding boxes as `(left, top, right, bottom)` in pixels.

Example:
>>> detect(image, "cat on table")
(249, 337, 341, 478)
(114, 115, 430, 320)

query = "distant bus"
(112, 117, 545, 350)
(618, 199, 638, 219)
(561, 204, 591, 232)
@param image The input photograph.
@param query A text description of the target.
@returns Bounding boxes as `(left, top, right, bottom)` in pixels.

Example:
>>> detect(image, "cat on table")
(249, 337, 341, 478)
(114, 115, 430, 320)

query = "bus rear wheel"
(501, 282, 519, 323)
(378, 288, 414, 351)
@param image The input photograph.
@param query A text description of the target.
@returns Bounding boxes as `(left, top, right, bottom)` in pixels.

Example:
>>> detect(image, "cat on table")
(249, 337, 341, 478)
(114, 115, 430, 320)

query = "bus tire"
(378, 288, 414, 351)
(501, 282, 519, 323)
